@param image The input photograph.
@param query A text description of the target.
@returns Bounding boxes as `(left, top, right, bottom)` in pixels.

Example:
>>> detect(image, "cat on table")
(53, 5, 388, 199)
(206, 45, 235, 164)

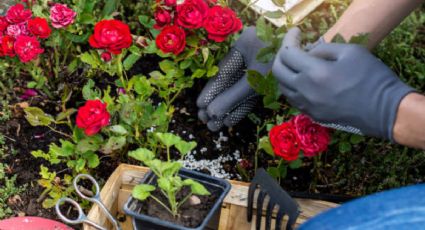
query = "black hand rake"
(247, 168, 300, 230)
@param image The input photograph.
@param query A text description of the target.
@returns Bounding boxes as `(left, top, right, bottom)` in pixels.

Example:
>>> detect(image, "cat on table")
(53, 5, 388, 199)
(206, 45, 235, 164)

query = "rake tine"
(247, 182, 257, 222)
(265, 201, 275, 230)
(275, 208, 285, 230)
(256, 190, 267, 230)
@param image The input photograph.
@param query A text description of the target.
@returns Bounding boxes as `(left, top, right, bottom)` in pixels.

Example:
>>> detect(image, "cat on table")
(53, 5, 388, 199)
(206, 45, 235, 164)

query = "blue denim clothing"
(300, 184, 425, 230)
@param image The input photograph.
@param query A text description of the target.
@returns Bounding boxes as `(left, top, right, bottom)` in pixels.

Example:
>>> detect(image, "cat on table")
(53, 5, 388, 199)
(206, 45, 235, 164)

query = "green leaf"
(179, 59, 192, 69)
(75, 158, 86, 172)
(155, 132, 181, 148)
(271, 0, 285, 7)
(102, 0, 120, 18)
(82, 79, 101, 100)
(128, 148, 155, 164)
(56, 109, 77, 122)
(256, 17, 274, 43)
(76, 136, 102, 153)
(132, 184, 155, 201)
(267, 167, 279, 179)
(259, 136, 274, 156)
(175, 141, 197, 156)
(130, 75, 154, 97)
(265, 10, 285, 18)
(80, 52, 101, 69)
(56, 140, 75, 157)
(24, 107, 54, 127)
(139, 15, 155, 29)
(109, 125, 128, 135)
(278, 164, 287, 178)
(201, 48, 209, 64)
(289, 159, 302, 169)
(64, 31, 91, 43)
(124, 54, 141, 71)
(159, 60, 176, 73)
(101, 136, 127, 154)
(339, 141, 352, 153)
(183, 179, 210, 196)
(256, 46, 275, 63)
(207, 66, 219, 78)
(83, 152, 100, 168)
(350, 134, 365, 145)
(158, 178, 172, 192)
(191, 69, 206, 79)
(161, 161, 182, 177)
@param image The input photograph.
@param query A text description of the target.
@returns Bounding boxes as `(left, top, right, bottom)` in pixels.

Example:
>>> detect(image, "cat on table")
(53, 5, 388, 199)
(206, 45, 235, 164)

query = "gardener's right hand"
(272, 27, 415, 141)
(196, 27, 273, 131)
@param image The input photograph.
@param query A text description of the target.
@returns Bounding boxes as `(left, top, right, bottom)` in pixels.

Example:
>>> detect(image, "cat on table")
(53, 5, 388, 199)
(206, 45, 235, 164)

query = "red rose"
(100, 51, 112, 62)
(292, 115, 330, 157)
(269, 122, 300, 162)
(203, 6, 242, 42)
(153, 9, 172, 30)
(14, 35, 44, 62)
(176, 0, 208, 29)
(89, 19, 133, 55)
(155, 25, 186, 55)
(49, 3, 77, 29)
(0, 17, 9, 34)
(6, 4, 32, 24)
(2, 35, 16, 57)
(28, 17, 51, 39)
(76, 100, 110, 136)
(164, 0, 176, 7)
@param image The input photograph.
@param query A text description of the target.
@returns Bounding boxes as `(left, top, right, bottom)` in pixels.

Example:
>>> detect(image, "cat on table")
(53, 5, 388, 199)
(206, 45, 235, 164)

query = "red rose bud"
(292, 114, 330, 157)
(100, 51, 112, 62)
(2, 35, 16, 57)
(6, 4, 32, 24)
(89, 19, 133, 55)
(20, 89, 38, 100)
(164, 0, 177, 7)
(176, 0, 208, 29)
(28, 17, 52, 39)
(155, 25, 186, 55)
(14, 35, 44, 62)
(49, 4, 77, 29)
(153, 9, 171, 30)
(269, 122, 300, 162)
(203, 6, 242, 42)
(76, 100, 110, 136)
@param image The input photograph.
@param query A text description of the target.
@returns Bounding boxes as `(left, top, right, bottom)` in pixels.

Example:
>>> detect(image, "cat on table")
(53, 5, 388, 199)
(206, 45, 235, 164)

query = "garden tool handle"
(73, 174, 122, 230)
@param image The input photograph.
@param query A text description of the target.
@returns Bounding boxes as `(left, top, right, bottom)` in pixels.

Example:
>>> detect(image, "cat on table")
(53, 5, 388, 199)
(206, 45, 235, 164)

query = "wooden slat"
(84, 164, 338, 230)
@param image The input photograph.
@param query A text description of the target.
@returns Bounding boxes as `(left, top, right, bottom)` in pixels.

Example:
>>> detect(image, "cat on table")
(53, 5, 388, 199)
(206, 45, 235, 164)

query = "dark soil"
(135, 186, 218, 228)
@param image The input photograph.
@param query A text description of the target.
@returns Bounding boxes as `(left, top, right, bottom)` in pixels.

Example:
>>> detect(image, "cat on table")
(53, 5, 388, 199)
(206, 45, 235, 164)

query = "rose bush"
(203, 6, 242, 42)
(155, 25, 186, 55)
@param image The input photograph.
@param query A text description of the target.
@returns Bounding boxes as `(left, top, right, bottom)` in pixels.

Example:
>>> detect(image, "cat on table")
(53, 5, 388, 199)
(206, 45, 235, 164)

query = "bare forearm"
(323, 0, 423, 49)
(393, 93, 425, 149)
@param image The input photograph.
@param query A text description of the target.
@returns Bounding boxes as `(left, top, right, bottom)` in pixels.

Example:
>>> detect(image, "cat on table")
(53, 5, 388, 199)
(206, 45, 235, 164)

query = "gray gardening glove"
(197, 27, 273, 131)
(272, 27, 415, 141)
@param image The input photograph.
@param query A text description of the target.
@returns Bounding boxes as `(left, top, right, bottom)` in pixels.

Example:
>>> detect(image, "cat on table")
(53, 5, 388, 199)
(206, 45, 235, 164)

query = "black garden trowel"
(247, 168, 300, 230)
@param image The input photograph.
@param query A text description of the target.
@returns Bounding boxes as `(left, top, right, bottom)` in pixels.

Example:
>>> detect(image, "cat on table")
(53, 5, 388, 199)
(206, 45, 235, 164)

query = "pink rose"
(6, 4, 32, 24)
(292, 114, 330, 157)
(49, 3, 77, 29)
(6, 23, 29, 38)
(14, 35, 44, 62)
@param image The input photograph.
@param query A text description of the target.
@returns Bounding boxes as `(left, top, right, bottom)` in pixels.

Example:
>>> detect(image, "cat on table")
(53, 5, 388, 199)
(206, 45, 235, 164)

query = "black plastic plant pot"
(123, 168, 231, 230)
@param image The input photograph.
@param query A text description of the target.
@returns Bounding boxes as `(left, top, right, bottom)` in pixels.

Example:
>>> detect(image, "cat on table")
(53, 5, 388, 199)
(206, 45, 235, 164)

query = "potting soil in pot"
(138, 186, 218, 228)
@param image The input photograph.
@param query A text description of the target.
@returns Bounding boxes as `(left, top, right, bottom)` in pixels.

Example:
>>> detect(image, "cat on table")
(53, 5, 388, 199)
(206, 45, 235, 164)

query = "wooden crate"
(84, 164, 337, 230)
(243, 0, 325, 27)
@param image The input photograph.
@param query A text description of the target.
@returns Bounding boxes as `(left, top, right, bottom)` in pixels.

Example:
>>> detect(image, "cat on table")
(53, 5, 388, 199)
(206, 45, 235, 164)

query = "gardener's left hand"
(196, 27, 273, 131)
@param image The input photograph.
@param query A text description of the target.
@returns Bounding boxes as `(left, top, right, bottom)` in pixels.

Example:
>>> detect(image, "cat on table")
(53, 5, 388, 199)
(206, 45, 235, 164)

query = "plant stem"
(150, 195, 174, 215)
(166, 145, 170, 162)
(47, 126, 72, 139)
(177, 192, 192, 210)
(117, 54, 127, 89)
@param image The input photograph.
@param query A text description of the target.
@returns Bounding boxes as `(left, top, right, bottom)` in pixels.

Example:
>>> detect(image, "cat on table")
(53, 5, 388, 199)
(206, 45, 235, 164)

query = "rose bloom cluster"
(0, 3, 76, 63)
(154, 0, 242, 55)
(269, 114, 331, 162)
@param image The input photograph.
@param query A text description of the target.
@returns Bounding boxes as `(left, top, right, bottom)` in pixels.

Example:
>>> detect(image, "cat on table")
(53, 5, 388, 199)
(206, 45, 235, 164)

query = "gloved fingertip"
(283, 27, 302, 49)
(207, 120, 223, 132)
(198, 110, 209, 123)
